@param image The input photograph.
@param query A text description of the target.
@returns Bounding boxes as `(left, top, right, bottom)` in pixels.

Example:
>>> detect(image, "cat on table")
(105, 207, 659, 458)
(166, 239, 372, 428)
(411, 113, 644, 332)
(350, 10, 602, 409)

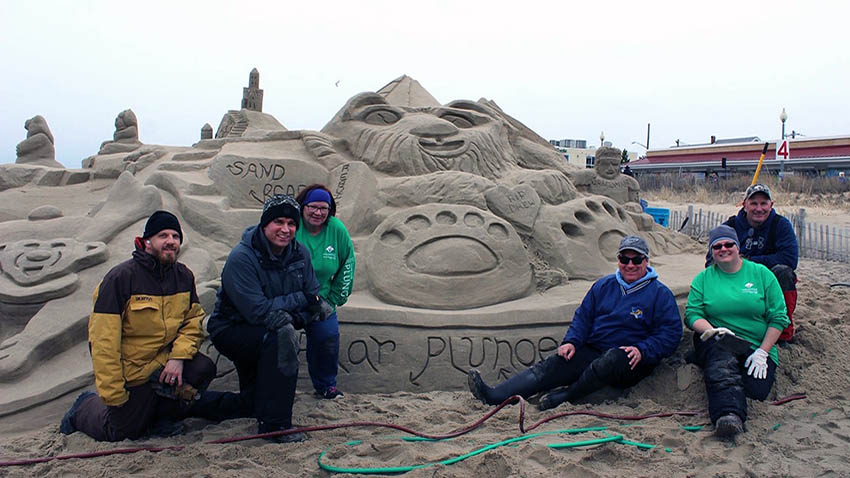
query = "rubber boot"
(538, 349, 621, 410)
(771, 265, 797, 343)
(188, 390, 253, 422)
(467, 368, 541, 405)
(779, 289, 796, 342)
(715, 413, 744, 438)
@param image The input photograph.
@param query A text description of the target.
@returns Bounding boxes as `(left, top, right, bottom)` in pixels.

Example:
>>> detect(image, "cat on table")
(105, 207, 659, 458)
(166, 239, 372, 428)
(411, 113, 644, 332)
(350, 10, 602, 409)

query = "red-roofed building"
(629, 135, 850, 177)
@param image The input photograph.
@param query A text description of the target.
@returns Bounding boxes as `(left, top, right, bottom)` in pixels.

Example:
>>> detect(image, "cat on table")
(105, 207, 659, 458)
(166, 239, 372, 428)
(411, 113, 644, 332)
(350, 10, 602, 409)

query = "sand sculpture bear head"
(0, 238, 107, 289)
(322, 93, 530, 181)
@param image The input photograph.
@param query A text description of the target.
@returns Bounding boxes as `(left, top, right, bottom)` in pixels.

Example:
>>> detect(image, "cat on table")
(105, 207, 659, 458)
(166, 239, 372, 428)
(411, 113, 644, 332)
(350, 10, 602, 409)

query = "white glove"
(744, 348, 769, 379)
(699, 327, 735, 342)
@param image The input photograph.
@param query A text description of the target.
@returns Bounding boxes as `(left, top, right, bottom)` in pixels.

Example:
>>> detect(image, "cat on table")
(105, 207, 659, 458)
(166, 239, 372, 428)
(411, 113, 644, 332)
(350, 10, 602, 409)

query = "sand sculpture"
(0, 72, 696, 415)
(241, 68, 263, 112)
(15, 115, 63, 168)
(570, 146, 640, 205)
(98, 109, 142, 154)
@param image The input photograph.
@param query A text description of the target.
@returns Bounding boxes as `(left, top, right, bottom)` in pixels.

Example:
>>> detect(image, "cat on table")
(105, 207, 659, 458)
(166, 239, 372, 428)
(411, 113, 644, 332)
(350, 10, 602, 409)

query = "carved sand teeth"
(366, 204, 532, 310)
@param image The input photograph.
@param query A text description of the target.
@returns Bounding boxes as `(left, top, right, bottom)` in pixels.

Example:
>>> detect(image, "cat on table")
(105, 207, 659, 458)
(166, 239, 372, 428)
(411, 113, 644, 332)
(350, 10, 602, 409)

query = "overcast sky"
(2, 1, 848, 168)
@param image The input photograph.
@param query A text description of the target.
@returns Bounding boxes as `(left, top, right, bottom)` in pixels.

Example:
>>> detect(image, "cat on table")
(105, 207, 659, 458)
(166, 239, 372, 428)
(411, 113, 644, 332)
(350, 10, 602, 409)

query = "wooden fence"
(666, 206, 850, 263)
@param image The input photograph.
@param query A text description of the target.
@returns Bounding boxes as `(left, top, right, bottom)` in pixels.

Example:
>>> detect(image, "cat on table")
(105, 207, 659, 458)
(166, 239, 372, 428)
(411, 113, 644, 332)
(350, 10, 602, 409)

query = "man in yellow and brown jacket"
(60, 211, 244, 441)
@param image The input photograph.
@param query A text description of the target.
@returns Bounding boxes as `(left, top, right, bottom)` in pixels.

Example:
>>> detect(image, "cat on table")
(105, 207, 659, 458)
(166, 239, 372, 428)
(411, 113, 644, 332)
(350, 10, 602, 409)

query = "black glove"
(291, 298, 334, 329)
(264, 309, 293, 331)
(291, 311, 308, 330)
(303, 292, 322, 313)
(318, 298, 335, 321)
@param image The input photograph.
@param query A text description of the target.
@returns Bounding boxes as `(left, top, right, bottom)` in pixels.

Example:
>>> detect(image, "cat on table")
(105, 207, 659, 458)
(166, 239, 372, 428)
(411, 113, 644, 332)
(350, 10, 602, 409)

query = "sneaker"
(715, 413, 744, 438)
(59, 391, 95, 435)
(271, 430, 308, 443)
(258, 423, 309, 443)
(315, 386, 344, 400)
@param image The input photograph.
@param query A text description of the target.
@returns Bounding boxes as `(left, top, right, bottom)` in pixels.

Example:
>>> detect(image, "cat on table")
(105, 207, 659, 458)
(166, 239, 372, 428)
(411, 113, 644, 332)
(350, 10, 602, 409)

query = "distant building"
(550, 138, 639, 169)
(550, 138, 587, 149)
(629, 135, 850, 178)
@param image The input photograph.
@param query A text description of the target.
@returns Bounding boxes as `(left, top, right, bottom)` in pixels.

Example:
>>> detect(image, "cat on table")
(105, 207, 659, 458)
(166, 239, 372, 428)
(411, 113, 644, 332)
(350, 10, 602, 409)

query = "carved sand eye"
(440, 113, 474, 128)
(362, 109, 400, 125)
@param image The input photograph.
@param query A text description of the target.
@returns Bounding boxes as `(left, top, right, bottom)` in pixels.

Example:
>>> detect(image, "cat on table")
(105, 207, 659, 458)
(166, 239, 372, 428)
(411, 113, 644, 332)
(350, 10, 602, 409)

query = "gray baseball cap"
(618, 235, 649, 257)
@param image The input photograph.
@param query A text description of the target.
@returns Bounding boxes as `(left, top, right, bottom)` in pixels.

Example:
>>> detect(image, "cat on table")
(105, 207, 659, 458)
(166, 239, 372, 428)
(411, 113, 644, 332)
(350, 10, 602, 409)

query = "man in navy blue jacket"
(468, 235, 682, 410)
(721, 184, 798, 341)
(207, 194, 331, 443)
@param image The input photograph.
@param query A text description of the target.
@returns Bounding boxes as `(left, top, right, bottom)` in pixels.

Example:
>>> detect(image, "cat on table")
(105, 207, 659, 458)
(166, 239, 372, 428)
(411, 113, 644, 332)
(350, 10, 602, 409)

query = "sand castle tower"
(241, 68, 263, 112)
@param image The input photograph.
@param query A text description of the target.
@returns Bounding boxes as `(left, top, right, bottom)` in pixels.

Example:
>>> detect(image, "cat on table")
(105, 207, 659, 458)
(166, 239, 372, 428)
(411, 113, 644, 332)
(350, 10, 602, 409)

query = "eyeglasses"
(305, 205, 329, 213)
(617, 255, 646, 265)
(711, 242, 737, 251)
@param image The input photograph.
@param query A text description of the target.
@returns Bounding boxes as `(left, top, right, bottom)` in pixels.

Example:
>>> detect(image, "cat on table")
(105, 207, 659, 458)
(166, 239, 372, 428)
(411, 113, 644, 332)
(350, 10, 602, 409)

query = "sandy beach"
(1, 248, 849, 477)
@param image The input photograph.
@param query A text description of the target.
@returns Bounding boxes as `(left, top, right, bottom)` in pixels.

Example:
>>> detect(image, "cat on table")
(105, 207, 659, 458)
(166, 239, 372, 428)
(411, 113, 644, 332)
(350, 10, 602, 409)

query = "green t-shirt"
(295, 216, 355, 308)
(685, 259, 789, 364)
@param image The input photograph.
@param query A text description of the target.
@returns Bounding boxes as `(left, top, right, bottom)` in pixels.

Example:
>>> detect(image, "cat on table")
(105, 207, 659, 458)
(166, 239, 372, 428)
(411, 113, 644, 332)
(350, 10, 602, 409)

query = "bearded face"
(323, 94, 520, 180)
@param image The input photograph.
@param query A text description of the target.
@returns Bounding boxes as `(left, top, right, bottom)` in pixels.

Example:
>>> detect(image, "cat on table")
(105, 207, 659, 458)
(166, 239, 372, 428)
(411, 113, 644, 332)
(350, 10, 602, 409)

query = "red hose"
(0, 393, 807, 467)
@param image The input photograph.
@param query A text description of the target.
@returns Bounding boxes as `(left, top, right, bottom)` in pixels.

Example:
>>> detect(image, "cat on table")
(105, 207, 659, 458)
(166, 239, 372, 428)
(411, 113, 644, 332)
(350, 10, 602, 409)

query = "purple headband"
(304, 188, 332, 205)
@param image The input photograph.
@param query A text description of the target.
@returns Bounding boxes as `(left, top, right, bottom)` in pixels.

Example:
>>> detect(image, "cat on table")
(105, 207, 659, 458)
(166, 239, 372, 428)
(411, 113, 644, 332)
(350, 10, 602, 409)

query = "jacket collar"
(132, 247, 172, 274)
(615, 266, 657, 292)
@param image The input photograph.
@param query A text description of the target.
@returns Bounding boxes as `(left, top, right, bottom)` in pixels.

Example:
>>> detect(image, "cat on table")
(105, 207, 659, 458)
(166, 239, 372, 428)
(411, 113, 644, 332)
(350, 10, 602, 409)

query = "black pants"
(489, 345, 654, 403)
(692, 334, 776, 424)
(211, 324, 297, 429)
(72, 353, 217, 442)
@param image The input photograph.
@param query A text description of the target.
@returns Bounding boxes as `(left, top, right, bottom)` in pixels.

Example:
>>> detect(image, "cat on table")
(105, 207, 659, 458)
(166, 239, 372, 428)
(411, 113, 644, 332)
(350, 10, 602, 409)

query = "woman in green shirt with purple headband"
(295, 184, 356, 400)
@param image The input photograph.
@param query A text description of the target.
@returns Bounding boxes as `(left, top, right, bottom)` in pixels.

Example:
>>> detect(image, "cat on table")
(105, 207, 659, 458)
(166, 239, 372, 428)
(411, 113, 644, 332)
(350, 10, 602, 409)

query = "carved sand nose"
(410, 119, 458, 138)
(25, 250, 52, 261)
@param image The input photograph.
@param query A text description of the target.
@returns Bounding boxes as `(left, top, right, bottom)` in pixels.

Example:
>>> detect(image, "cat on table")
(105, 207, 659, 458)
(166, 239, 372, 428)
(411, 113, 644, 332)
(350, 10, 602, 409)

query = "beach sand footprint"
(366, 204, 532, 309)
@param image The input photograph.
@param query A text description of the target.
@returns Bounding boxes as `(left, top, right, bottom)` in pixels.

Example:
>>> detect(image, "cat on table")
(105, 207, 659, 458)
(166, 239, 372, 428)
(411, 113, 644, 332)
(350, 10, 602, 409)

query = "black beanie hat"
(143, 210, 183, 243)
(260, 194, 301, 229)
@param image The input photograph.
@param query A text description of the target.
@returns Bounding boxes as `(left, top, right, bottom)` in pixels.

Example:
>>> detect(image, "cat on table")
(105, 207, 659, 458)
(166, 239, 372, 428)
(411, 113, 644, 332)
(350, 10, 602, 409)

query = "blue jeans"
(304, 311, 340, 392)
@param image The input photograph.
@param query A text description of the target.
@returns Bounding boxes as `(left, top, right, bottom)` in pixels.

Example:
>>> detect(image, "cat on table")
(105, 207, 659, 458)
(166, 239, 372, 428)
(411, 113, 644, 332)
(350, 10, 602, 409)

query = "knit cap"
(143, 211, 183, 243)
(708, 225, 739, 249)
(260, 194, 301, 229)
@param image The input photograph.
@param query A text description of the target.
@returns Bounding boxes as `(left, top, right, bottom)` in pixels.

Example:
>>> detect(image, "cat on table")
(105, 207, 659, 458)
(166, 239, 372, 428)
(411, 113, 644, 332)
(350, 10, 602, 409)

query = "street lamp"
(631, 141, 648, 150)
(780, 107, 788, 139)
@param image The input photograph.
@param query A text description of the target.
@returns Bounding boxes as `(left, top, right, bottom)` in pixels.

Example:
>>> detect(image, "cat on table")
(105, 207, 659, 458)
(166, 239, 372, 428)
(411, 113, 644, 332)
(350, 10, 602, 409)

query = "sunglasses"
(617, 255, 646, 265)
(711, 242, 737, 251)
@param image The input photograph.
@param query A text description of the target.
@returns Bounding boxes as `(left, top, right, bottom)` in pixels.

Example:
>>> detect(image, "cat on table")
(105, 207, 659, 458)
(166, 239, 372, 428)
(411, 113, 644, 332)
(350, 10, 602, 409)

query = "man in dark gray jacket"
(208, 194, 330, 443)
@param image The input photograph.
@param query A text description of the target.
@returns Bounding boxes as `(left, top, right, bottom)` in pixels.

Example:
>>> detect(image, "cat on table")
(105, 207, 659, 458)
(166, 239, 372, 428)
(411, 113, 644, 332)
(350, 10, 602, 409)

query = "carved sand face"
(595, 155, 620, 180)
(324, 94, 518, 180)
(0, 239, 107, 286)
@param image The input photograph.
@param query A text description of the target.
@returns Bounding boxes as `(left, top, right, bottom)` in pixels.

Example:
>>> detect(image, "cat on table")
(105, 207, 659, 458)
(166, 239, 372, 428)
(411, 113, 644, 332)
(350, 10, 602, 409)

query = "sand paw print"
(367, 204, 532, 309)
(531, 196, 640, 280)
